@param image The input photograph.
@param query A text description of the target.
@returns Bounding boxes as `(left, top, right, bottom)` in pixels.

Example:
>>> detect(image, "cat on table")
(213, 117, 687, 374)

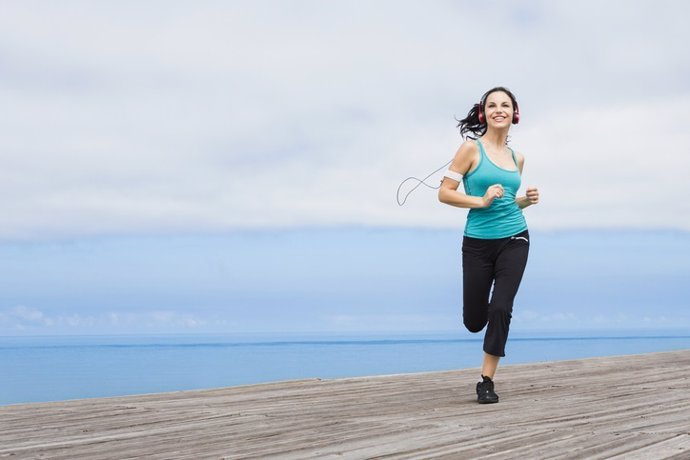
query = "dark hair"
(456, 86, 519, 141)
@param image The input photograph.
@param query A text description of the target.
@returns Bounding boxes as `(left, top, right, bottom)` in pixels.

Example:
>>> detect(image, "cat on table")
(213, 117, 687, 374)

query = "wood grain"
(2, 350, 689, 459)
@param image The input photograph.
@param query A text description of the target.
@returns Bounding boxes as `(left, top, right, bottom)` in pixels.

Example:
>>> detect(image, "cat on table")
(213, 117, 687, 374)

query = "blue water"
(1, 331, 689, 406)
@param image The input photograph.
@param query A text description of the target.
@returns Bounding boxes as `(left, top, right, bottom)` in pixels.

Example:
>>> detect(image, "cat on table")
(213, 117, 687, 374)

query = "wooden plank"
(1, 350, 689, 459)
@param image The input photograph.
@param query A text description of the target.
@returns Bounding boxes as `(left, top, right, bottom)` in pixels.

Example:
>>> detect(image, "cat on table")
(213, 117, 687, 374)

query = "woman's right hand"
(482, 184, 504, 208)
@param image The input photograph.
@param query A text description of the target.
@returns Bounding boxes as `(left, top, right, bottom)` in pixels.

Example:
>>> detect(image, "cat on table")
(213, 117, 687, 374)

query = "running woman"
(438, 87, 539, 404)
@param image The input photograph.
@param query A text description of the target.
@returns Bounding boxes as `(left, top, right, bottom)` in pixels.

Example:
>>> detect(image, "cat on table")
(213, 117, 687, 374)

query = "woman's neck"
(480, 128, 509, 148)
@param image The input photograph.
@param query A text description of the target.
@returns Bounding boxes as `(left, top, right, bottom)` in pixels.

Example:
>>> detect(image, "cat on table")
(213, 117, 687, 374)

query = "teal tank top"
(462, 140, 528, 239)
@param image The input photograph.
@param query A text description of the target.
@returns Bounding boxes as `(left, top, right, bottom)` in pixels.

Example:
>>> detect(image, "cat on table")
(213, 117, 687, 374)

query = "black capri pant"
(462, 229, 530, 357)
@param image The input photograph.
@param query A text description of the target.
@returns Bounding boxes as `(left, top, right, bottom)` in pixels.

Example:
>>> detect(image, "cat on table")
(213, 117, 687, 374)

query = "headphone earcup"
(478, 105, 485, 124)
(512, 102, 520, 124)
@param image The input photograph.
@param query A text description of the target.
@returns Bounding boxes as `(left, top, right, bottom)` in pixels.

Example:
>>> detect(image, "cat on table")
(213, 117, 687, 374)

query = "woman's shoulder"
(510, 147, 525, 170)
(450, 139, 480, 174)
(461, 138, 479, 149)
(455, 139, 480, 158)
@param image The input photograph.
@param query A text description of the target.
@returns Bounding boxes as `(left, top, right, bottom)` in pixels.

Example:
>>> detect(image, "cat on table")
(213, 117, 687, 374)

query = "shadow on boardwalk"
(1, 350, 690, 459)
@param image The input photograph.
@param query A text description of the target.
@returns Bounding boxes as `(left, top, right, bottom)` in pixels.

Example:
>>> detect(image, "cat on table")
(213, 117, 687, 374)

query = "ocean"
(1, 331, 689, 406)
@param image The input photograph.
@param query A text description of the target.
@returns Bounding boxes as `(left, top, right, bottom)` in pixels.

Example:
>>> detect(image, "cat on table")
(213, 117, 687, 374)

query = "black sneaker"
(476, 375, 499, 404)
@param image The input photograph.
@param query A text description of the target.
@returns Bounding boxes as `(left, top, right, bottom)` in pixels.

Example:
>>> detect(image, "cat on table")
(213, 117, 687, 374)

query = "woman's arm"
(514, 152, 540, 209)
(516, 190, 539, 209)
(438, 141, 504, 209)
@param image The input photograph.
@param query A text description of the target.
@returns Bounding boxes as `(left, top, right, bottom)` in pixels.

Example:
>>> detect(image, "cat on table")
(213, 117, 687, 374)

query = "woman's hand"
(525, 186, 539, 205)
(482, 184, 504, 208)
(516, 186, 540, 209)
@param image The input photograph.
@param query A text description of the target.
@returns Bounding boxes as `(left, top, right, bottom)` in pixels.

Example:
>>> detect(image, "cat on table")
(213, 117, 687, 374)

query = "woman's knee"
(463, 316, 486, 333)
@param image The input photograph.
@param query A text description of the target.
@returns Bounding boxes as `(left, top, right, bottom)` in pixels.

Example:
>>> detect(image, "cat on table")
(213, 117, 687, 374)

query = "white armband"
(443, 170, 463, 182)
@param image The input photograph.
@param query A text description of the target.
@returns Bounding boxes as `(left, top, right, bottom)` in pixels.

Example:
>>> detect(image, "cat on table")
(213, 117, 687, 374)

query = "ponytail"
(455, 103, 485, 140)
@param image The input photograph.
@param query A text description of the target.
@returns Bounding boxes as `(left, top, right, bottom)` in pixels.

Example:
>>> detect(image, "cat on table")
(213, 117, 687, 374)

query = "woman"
(438, 87, 539, 404)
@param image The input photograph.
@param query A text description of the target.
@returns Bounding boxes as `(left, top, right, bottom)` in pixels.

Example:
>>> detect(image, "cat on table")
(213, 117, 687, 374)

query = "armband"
(443, 170, 463, 182)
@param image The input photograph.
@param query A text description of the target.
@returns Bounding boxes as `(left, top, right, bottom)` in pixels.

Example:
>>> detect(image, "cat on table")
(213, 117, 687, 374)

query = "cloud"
(1, 1, 689, 240)
(323, 313, 453, 332)
(0, 305, 213, 333)
(513, 308, 685, 330)
(0, 305, 54, 328)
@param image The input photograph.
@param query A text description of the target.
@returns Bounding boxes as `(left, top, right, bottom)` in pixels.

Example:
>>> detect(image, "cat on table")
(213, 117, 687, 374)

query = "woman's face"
(484, 91, 515, 128)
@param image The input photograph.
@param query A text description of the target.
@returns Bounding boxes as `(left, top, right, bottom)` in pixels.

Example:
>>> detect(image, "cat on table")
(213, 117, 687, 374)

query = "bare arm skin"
(438, 141, 505, 209)
(513, 152, 540, 209)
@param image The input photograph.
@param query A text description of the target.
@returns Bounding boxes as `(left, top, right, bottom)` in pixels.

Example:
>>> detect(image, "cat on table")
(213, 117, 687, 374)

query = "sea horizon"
(2, 328, 689, 406)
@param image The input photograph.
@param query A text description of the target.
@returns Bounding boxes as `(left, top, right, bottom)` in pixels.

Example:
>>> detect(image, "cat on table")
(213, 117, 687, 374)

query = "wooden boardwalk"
(2, 350, 690, 459)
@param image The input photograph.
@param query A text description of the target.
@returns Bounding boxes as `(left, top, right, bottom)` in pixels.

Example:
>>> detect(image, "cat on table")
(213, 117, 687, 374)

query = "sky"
(1, 1, 689, 335)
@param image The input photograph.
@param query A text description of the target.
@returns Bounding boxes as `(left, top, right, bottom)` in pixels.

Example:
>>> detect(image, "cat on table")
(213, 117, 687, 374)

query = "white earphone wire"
(396, 159, 453, 206)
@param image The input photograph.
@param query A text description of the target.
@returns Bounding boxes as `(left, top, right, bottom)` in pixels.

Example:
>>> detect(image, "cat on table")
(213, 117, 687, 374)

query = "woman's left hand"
(526, 186, 539, 205)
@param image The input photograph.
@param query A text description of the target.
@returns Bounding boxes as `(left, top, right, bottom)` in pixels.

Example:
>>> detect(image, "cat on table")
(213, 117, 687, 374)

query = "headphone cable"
(396, 159, 452, 206)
